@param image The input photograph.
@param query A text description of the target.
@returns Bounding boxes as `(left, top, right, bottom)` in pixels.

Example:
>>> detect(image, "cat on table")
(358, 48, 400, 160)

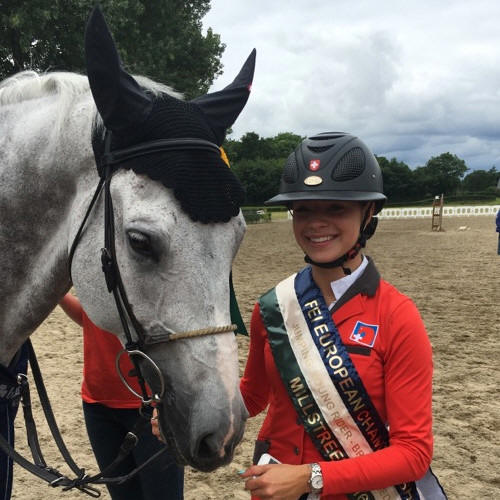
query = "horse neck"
(0, 93, 97, 362)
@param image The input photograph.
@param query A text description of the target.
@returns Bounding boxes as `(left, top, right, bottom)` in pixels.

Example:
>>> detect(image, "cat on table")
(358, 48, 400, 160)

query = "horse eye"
(127, 230, 154, 258)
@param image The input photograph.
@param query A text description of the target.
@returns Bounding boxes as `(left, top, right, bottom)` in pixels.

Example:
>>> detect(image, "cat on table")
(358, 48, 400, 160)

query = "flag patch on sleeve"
(349, 321, 379, 348)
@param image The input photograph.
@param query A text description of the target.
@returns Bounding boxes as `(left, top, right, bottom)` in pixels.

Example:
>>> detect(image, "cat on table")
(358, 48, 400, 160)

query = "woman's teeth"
(310, 235, 333, 243)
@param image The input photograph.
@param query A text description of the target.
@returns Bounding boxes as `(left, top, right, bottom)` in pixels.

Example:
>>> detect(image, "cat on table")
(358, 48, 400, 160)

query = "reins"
(1, 129, 238, 496)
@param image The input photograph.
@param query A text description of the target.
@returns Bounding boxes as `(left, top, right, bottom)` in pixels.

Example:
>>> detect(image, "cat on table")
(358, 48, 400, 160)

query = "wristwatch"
(308, 462, 323, 494)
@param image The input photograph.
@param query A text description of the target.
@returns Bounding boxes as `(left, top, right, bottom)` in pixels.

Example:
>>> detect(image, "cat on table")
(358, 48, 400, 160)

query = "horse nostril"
(196, 432, 220, 460)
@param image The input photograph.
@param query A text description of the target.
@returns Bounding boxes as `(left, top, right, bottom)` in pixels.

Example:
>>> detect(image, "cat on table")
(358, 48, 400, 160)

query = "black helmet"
(265, 132, 386, 214)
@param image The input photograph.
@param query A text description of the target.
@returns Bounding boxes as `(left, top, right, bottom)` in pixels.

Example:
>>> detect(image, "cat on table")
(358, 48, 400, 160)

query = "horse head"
(71, 7, 255, 471)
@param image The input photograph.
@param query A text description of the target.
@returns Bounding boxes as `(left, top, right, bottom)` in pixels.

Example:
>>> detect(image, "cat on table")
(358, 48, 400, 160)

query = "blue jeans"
(0, 343, 29, 500)
(83, 402, 183, 500)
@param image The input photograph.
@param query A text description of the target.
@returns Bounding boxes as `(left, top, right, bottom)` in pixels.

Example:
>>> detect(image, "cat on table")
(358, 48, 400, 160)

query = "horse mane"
(0, 70, 183, 139)
(0, 70, 181, 103)
(0, 71, 90, 106)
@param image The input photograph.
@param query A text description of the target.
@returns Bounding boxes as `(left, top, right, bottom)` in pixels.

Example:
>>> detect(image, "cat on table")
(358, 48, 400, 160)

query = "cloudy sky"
(202, 0, 500, 171)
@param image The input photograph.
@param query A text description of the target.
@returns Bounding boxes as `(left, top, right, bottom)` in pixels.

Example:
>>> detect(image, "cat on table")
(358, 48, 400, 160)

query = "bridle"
(68, 129, 237, 405)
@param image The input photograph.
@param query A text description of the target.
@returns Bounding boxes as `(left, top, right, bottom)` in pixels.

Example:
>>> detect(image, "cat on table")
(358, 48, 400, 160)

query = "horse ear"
(192, 49, 256, 145)
(84, 6, 152, 133)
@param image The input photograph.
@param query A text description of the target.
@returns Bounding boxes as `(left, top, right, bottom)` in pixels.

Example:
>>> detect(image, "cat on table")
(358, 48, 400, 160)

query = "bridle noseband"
(68, 129, 236, 406)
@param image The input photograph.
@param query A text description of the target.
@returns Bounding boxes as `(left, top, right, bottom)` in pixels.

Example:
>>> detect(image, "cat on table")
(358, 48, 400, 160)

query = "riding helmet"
(265, 132, 386, 214)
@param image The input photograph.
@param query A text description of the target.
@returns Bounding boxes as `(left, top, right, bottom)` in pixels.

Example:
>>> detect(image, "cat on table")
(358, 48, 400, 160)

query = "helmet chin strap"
(304, 238, 364, 275)
(304, 206, 375, 276)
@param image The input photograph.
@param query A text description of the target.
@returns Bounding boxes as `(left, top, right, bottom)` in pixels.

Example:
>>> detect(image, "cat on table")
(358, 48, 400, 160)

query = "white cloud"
(203, 0, 500, 170)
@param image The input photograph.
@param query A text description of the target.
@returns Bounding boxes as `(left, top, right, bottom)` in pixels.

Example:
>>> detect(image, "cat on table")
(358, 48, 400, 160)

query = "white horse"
(0, 7, 255, 473)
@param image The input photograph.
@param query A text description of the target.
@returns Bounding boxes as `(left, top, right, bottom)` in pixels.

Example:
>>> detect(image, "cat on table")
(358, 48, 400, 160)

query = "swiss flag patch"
(349, 321, 379, 348)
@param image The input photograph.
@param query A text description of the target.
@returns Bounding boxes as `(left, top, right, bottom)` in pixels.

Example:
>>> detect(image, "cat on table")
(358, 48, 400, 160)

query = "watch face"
(312, 475, 323, 489)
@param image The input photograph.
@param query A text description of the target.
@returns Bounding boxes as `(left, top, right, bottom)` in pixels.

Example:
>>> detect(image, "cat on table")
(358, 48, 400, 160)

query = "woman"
(59, 293, 183, 500)
(239, 132, 447, 499)
(496, 208, 500, 255)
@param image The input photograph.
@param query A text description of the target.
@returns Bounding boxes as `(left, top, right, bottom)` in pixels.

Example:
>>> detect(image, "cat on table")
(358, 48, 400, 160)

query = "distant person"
(496, 208, 500, 255)
(237, 132, 447, 499)
(59, 293, 183, 500)
(0, 342, 29, 500)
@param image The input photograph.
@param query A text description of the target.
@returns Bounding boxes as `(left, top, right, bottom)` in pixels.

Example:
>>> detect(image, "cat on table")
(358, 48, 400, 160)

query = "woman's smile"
(308, 234, 335, 244)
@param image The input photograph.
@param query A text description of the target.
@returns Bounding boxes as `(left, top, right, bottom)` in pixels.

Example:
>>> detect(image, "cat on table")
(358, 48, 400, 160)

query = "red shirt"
(81, 312, 143, 408)
(240, 276, 433, 499)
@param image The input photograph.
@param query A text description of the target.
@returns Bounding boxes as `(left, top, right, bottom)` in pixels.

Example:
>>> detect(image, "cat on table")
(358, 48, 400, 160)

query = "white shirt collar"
(328, 255, 368, 310)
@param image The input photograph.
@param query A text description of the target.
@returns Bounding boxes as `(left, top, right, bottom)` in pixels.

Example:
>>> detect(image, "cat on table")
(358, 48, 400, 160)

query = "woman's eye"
(327, 205, 344, 214)
(127, 231, 155, 258)
(293, 206, 310, 214)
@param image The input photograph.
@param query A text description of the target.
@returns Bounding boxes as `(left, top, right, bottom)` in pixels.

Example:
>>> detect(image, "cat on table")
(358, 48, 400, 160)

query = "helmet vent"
(309, 133, 345, 141)
(282, 153, 298, 183)
(307, 145, 332, 154)
(332, 147, 365, 181)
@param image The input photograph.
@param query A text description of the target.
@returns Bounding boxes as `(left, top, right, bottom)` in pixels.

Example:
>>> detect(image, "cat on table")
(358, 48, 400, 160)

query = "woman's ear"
(367, 201, 375, 220)
(362, 202, 378, 241)
(362, 201, 375, 227)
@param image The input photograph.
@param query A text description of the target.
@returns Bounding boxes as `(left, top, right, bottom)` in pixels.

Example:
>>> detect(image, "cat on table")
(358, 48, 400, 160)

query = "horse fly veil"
(85, 6, 256, 223)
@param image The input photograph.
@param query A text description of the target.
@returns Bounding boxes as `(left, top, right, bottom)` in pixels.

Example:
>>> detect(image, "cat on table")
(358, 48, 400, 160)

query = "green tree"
(376, 156, 415, 202)
(0, 0, 224, 98)
(462, 167, 498, 193)
(223, 132, 303, 202)
(409, 165, 431, 200)
(238, 131, 262, 160)
(232, 158, 283, 204)
(421, 152, 468, 196)
(224, 131, 303, 163)
(267, 132, 303, 158)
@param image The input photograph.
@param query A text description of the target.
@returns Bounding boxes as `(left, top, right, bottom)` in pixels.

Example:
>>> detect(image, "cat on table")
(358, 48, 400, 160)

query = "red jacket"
(240, 262, 433, 498)
(81, 312, 143, 408)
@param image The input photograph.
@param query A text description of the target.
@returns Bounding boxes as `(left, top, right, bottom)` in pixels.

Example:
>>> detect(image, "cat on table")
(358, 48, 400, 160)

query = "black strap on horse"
(0, 340, 171, 497)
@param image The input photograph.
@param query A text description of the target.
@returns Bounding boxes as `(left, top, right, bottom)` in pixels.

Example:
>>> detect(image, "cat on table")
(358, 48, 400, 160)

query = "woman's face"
(292, 199, 367, 265)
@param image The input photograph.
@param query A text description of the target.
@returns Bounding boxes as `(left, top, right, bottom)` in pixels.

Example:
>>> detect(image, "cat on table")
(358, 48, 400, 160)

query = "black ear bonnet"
(91, 97, 246, 224)
(86, 6, 255, 224)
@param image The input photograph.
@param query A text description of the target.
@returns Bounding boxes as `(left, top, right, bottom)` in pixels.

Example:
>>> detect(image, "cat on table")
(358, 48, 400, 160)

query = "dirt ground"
(11, 215, 500, 499)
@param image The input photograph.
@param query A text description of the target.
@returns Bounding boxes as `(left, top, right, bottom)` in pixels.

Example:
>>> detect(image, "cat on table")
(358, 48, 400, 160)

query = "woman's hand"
(240, 463, 311, 499)
(150, 408, 165, 442)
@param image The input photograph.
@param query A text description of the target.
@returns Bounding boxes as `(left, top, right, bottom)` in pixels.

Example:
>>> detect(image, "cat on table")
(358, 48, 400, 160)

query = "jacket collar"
(330, 256, 380, 320)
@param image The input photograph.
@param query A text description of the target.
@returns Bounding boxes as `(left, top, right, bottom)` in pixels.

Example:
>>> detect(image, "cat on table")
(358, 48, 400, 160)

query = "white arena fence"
(377, 205, 500, 220)
(286, 205, 499, 220)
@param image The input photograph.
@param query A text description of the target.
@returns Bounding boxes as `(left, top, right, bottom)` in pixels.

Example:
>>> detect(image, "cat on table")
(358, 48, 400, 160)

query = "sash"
(259, 267, 446, 500)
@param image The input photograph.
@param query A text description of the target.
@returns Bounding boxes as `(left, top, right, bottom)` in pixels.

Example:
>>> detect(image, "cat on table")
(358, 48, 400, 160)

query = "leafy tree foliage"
(232, 158, 283, 205)
(421, 152, 468, 196)
(224, 132, 302, 163)
(462, 167, 498, 194)
(376, 156, 416, 202)
(0, 0, 224, 98)
(224, 132, 302, 204)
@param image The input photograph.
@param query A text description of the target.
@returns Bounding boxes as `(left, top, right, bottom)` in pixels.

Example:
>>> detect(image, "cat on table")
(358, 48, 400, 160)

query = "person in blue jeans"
(496, 209, 500, 255)
(0, 342, 29, 500)
(59, 293, 183, 500)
